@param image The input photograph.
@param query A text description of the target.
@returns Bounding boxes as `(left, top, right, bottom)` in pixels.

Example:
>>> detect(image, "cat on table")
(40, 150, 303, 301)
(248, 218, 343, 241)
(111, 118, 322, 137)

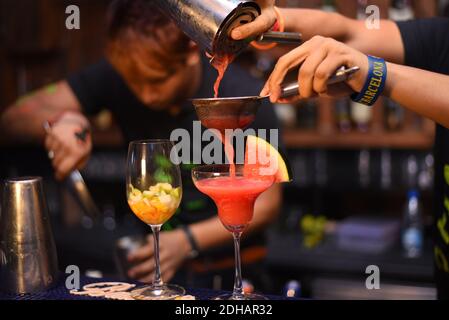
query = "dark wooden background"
(0, 0, 110, 109)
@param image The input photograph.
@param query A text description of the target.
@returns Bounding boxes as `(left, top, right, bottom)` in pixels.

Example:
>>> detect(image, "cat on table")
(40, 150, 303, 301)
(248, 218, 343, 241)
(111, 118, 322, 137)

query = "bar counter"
(0, 275, 296, 301)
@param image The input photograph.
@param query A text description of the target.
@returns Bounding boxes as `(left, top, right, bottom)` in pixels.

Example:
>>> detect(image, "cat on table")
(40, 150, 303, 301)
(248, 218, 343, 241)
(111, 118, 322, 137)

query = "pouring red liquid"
(211, 53, 234, 98)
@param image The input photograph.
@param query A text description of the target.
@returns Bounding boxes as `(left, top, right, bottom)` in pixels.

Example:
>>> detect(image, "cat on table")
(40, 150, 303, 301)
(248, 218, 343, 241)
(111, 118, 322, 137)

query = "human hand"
(261, 36, 369, 103)
(127, 229, 191, 283)
(44, 111, 92, 181)
(231, 0, 276, 40)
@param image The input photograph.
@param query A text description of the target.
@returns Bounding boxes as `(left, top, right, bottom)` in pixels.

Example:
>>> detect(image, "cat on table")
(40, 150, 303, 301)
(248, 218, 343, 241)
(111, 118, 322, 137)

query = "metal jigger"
(0, 177, 59, 293)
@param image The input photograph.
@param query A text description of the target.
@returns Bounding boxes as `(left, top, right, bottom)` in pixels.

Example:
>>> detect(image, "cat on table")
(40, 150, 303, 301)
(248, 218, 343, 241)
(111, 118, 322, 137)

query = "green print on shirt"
(444, 165, 449, 186)
(435, 246, 449, 272)
(44, 84, 58, 94)
(438, 202, 449, 245)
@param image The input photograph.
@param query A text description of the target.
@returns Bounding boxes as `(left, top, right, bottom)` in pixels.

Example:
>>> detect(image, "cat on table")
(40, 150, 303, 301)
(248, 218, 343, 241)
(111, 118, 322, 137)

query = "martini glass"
(126, 140, 185, 300)
(192, 164, 274, 300)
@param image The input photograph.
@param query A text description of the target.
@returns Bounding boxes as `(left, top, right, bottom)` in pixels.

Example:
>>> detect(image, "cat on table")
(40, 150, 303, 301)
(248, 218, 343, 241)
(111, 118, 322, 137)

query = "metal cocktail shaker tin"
(154, 0, 260, 55)
(114, 234, 147, 281)
(0, 177, 59, 293)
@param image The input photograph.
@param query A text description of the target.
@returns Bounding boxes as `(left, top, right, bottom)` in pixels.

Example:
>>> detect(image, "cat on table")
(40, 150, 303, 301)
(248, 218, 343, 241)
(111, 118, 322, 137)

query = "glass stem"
(232, 231, 244, 297)
(151, 225, 163, 288)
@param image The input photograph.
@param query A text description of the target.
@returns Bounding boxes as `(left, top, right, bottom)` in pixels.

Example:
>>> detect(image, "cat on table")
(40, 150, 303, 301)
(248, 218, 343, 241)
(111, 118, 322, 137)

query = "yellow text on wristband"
(351, 56, 387, 106)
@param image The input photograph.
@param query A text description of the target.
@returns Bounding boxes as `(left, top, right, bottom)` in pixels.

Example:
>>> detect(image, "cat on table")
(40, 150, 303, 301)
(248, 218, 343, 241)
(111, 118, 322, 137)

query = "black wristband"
(181, 225, 199, 259)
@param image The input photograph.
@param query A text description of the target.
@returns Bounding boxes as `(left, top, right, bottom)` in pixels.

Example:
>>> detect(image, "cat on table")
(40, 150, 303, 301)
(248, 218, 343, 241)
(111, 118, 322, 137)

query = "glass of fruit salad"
(126, 139, 184, 299)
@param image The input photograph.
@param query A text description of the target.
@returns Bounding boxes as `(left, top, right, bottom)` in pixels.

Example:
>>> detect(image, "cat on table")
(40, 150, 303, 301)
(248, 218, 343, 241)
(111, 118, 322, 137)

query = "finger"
(267, 39, 319, 102)
(55, 157, 78, 181)
(160, 259, 178, 282)
(269, 53, 305, 103)
(298, 49, 329, 98)
(132, 242, 182, 279)
(75, 154, 90, 171)
(277, 96, 304, 104)
(140, 262, 177, 284)
(313, 54, 351, 95)
(160, 268, 175, 282)
(44, 135, 52, 152)
(137, 274, 153, 284)
(260, 83, 270, 97)
(157, 248, 176, 266)
(127, 242, 154, 263)
(45, 134, 59, 155)
(52, 146, 70, 168)
(74, 141, 92, 170)
(231, 14, 274, 40)
(128, 259, 155, 279)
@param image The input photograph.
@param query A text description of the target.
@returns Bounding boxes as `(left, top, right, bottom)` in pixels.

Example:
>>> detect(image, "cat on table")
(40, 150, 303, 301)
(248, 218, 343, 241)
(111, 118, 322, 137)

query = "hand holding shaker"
(0, 177, 59, 293)
(154, 0, 302, 58)
(114, 235, 147, 281)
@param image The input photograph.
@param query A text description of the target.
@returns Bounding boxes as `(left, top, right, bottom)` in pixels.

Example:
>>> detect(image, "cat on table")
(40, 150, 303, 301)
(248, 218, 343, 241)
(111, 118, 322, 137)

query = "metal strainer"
(192, 66, 360, 130)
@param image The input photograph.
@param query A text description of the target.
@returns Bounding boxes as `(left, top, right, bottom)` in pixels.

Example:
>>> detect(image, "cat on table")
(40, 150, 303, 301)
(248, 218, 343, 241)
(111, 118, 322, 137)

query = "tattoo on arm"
(44, 84, 58, 94)
(15, 83, 58, 106)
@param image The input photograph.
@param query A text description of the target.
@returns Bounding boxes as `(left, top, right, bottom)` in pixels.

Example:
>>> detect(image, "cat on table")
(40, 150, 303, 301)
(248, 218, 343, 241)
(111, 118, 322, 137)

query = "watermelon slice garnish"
(244, 135, 292, 183)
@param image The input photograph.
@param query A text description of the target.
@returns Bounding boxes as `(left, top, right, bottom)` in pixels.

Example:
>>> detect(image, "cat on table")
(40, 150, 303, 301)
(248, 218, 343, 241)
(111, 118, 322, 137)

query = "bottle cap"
(407, 189, 419, 199)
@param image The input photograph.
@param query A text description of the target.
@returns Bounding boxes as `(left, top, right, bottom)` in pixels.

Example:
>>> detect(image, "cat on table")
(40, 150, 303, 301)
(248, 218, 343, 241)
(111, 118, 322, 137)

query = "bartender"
(0, 0, 282, 289)
(232, 1, 449, 299)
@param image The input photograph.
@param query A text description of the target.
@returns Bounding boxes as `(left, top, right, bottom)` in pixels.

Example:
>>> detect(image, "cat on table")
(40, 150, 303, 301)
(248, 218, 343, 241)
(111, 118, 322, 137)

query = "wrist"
(279, 8, 292, 32)
(383, 62, 397, 98)
(350, 55, 387, 106)
(52, 111, 90, 129)
(180, 225, 200, 259)
(52, 111, 91, 143)
(250, 6, 283, 51)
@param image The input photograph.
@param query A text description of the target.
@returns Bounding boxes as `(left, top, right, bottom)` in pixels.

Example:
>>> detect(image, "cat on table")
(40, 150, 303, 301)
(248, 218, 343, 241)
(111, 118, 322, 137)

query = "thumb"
(231, 14, 274, 40)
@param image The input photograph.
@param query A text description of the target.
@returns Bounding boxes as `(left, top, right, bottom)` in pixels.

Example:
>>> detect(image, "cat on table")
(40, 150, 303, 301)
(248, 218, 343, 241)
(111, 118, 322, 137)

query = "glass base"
(214, 293, 268, 300)
(131, 284, 185, 300)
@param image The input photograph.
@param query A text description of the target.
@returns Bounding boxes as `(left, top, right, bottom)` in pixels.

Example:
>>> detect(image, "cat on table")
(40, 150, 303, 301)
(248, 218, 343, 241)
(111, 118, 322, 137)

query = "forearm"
(281, 9, 353, 43)
(0, 81, 82, 144)
(280, 8, 404, 64)
(1, 101, 62, 143)
(385, 63, 449, 128)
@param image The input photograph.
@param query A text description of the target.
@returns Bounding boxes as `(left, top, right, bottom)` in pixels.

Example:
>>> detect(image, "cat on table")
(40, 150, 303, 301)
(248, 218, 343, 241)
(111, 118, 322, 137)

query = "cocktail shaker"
(114, 234, 147, 281)
(154, 0, 302, 56)
(0, 177, 59, 293)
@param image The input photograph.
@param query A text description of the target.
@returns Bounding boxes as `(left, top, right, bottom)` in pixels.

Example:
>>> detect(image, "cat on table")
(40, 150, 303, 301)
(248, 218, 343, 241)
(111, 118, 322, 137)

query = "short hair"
(106, 0, 192, 68)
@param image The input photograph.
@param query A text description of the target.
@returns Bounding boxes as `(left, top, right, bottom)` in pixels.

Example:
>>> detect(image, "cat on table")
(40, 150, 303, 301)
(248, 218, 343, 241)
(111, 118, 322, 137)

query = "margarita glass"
(192, 164, 274, 300)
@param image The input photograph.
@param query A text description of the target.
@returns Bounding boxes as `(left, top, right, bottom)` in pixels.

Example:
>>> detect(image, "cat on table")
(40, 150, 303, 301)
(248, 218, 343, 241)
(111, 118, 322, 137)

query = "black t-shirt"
(397, 18, 449, 298)
(67, 56, 283, 255)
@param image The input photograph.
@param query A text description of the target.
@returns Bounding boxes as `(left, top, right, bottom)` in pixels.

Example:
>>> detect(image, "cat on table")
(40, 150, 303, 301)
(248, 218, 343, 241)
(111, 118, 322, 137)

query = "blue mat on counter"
(0, 275, 294, 300)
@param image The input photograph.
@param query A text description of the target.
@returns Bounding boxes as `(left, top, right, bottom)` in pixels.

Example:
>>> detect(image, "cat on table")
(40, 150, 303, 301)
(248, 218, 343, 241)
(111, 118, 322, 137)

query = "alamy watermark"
(65, 265, 80, 290)
(365, 265, 381, 290)
(170, 121, 280, 175)
(364, 5, 381, 30)
(65, 5, 80, 30)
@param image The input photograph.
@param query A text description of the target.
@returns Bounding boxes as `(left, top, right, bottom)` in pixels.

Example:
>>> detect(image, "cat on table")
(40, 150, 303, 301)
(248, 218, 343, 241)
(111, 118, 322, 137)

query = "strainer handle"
(280, 66, 360, 98)
(257, 31, 302, 44)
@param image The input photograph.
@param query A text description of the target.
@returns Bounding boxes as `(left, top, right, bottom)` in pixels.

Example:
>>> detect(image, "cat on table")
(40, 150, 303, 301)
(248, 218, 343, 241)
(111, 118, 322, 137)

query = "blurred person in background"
(232, 0, 448, 299)
(0, 0, 283, 290)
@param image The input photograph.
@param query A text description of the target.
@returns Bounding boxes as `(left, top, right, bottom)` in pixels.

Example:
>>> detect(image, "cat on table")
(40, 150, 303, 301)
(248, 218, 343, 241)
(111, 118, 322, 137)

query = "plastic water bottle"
(402, 190, 423, 258)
